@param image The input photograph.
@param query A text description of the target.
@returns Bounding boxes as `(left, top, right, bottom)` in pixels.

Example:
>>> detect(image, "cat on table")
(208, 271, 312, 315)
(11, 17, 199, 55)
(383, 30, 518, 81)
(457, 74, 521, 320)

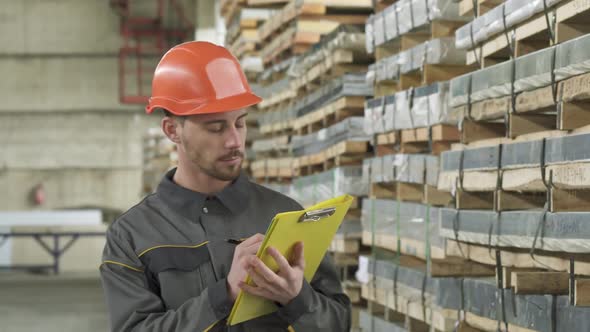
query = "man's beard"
(206, 150, 243, 181)
(186, 144, 243, 181)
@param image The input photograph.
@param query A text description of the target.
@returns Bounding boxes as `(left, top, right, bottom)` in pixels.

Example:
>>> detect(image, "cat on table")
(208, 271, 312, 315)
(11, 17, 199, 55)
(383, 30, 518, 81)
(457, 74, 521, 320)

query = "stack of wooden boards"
(226, 2, 376, 329)
(221, 0, 281, 79)
(256, 0, 373, 64)
(359, 1, 494, 330)
(142, 128, 177, 195)
(252, 24, 374, 182)
(372, 0, 590, 330)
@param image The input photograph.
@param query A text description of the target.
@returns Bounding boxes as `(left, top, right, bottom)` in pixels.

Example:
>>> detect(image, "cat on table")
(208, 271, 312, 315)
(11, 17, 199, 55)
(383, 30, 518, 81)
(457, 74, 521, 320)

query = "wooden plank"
(376, 131, 399, 146)
(502, 167, 547, 192)
(369, 182, 396, 199)
(400, 124, 460, 143)
(465, 312, 537, 332)
(424, 185, 453, 207)
(559, 101, 590, 130)
(550, 188, 590, 212)
(461, 119, 505, 144)
(361, 284, 457, 332)
(396, 182, 424, 202)
(508, 113, 556, 138)
(362, 232, 494, 276)
(512, 271, 569, 295)
(495, 190, 546, 211)
(431, 256, 495, 277)
(446, 239, 590, 276)
(501, 267, 543, 289)
(456, 189, 495, 210)
(423, 64, 476, 86)
(575, 278, 590, 306)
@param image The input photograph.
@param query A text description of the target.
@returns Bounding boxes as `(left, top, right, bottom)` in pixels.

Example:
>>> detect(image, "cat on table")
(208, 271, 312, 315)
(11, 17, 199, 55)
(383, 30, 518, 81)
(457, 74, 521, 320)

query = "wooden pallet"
(375, 64, 476, 98)
(464, 312, 536, 332)
(329, 237, 363, 254)
(292, 96, 365, 135)
(258, 0, 372, 43)
(261, 22, 340, 64)
(258, 88, 296, 110)
(400, 124, 460, 155)
(500, 268, 569, 295)
(257, 0, 371, 64)
(258, 114, 294, 135)
(362, 232, 495, 277)
(456, 74, 590, 143)
(458, 0, 503, 18)
(296, 140, 371, 175)
(251, 157, 298, 179)
(229, 33, 260, 58)
(374, 131, 400, 156)
(375, 21, 466, 62)
(221, 0, 245, 26)
(446, 239, 590, 276)
(369, 182, 454, 207)
(373, 124, 459, 156)
(361, 284, 460, 332)
(466, 0, 590, 67)
(291, 48, 371, 95)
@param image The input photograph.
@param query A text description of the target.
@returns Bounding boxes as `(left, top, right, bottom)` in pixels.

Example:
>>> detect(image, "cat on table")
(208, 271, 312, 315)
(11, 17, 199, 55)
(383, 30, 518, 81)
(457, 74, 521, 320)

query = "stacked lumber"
(254, 25, 373, 182)
(365, 0, 471, 97)
(358, 1, 496, 331)
(141, 128, 177, 195)
(235, 9, 374, 327)
(414, 0, 590, 329)
(258, 0, 373, 65)
(222, 0, 279, 79)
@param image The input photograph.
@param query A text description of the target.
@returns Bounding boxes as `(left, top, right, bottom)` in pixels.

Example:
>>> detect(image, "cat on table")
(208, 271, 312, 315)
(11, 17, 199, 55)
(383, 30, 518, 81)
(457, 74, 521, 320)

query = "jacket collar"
(156, 168, 250, 219)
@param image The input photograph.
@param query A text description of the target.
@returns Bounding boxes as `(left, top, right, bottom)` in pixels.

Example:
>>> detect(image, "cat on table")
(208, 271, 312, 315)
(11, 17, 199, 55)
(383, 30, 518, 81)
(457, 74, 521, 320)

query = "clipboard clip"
(298, 207, 336, 223)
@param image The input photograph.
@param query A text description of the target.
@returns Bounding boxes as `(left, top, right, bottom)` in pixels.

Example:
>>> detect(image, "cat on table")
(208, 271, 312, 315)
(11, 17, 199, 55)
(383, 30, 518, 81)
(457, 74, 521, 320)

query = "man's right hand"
(226, 233, 264, 301)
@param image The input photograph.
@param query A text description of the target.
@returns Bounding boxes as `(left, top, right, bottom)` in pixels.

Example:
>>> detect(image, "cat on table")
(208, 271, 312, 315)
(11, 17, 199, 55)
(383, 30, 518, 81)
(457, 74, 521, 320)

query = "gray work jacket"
(100, 168, 351, 331)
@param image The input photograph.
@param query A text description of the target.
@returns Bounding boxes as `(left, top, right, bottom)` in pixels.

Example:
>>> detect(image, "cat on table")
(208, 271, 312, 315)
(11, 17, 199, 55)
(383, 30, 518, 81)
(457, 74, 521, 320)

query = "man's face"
(176, 109, 247, 181)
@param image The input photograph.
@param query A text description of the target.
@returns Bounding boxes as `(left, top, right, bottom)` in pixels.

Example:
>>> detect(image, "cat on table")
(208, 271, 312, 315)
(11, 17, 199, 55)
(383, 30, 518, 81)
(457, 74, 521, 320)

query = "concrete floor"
(0, 272, 108, 332)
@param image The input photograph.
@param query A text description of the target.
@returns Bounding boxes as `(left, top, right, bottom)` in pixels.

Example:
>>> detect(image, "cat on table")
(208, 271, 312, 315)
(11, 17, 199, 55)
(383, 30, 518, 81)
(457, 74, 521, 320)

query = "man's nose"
(225, 125, 241, 149)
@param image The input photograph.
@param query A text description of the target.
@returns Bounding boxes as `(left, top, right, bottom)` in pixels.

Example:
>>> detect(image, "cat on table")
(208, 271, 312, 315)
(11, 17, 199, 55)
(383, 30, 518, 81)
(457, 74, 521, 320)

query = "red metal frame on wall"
(110, 0, 194, 104)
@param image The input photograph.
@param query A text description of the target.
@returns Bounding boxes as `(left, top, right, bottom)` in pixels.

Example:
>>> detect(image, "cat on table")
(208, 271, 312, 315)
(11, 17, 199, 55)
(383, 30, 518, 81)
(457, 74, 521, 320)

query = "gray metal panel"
(463, 145, 500, 170)
(367, 256, 464, 310)
(545, 133, 590, 164)
(426, 155, 440, 186)
(440, 208, 590, 242)
(501, 140, 543, 168)
(450, 72, 471, 107)
(441, 150, 461, 172)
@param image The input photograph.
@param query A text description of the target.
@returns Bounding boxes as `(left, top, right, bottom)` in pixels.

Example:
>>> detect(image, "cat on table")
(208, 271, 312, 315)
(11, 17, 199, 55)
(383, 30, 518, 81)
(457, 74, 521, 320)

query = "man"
(100, 41, 351, 331)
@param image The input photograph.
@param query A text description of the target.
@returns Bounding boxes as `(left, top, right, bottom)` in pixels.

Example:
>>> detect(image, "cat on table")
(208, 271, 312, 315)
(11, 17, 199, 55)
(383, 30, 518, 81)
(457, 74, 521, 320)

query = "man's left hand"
(239, 242, 305, 306)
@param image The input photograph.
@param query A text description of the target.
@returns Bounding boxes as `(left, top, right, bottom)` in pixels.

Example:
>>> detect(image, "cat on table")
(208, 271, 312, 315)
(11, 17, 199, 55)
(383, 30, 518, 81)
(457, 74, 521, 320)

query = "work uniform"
(100, 168, 351, 331)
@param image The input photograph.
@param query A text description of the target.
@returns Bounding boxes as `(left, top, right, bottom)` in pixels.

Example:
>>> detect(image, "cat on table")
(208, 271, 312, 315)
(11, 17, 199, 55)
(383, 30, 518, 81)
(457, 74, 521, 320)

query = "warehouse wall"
(0, 0, 199, 212)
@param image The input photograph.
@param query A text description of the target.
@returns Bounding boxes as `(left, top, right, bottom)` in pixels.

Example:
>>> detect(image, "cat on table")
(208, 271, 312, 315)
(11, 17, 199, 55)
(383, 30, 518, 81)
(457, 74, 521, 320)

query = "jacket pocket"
(139, 243, 215, 310)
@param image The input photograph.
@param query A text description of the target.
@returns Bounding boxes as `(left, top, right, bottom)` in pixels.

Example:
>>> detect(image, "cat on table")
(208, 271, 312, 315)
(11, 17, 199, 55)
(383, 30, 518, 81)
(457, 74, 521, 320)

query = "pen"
(226, 238, 244, 245)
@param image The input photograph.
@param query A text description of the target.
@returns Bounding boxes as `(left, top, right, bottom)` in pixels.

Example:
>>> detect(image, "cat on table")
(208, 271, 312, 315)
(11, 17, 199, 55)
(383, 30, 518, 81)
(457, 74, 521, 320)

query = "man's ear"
(162, 117, 181, 144)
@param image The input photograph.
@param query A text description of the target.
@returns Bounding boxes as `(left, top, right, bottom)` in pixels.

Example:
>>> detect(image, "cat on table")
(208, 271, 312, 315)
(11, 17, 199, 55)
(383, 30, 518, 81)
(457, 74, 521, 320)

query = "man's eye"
(236, 121, 245, 128)
(207, 124, 223, 132)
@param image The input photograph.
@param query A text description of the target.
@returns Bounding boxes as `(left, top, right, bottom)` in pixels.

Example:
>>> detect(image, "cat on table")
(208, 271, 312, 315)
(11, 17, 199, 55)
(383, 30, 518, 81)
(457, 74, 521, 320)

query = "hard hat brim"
(146, 91, 262, 116)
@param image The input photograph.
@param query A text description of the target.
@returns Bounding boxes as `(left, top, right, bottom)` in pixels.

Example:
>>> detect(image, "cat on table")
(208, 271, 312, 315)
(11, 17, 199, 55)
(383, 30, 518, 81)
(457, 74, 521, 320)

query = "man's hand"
(239, 242, 305, 306)
(226, 233, 265, 301)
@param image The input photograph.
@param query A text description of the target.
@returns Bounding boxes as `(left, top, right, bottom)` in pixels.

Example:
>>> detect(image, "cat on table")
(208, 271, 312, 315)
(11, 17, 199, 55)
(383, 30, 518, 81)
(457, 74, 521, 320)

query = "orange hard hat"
(145, 41, 262, 115)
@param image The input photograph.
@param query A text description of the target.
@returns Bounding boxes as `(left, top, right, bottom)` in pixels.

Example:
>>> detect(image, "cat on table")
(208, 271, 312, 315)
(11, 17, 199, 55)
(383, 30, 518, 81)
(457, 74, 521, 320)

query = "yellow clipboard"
(227, 194, 354, 326)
